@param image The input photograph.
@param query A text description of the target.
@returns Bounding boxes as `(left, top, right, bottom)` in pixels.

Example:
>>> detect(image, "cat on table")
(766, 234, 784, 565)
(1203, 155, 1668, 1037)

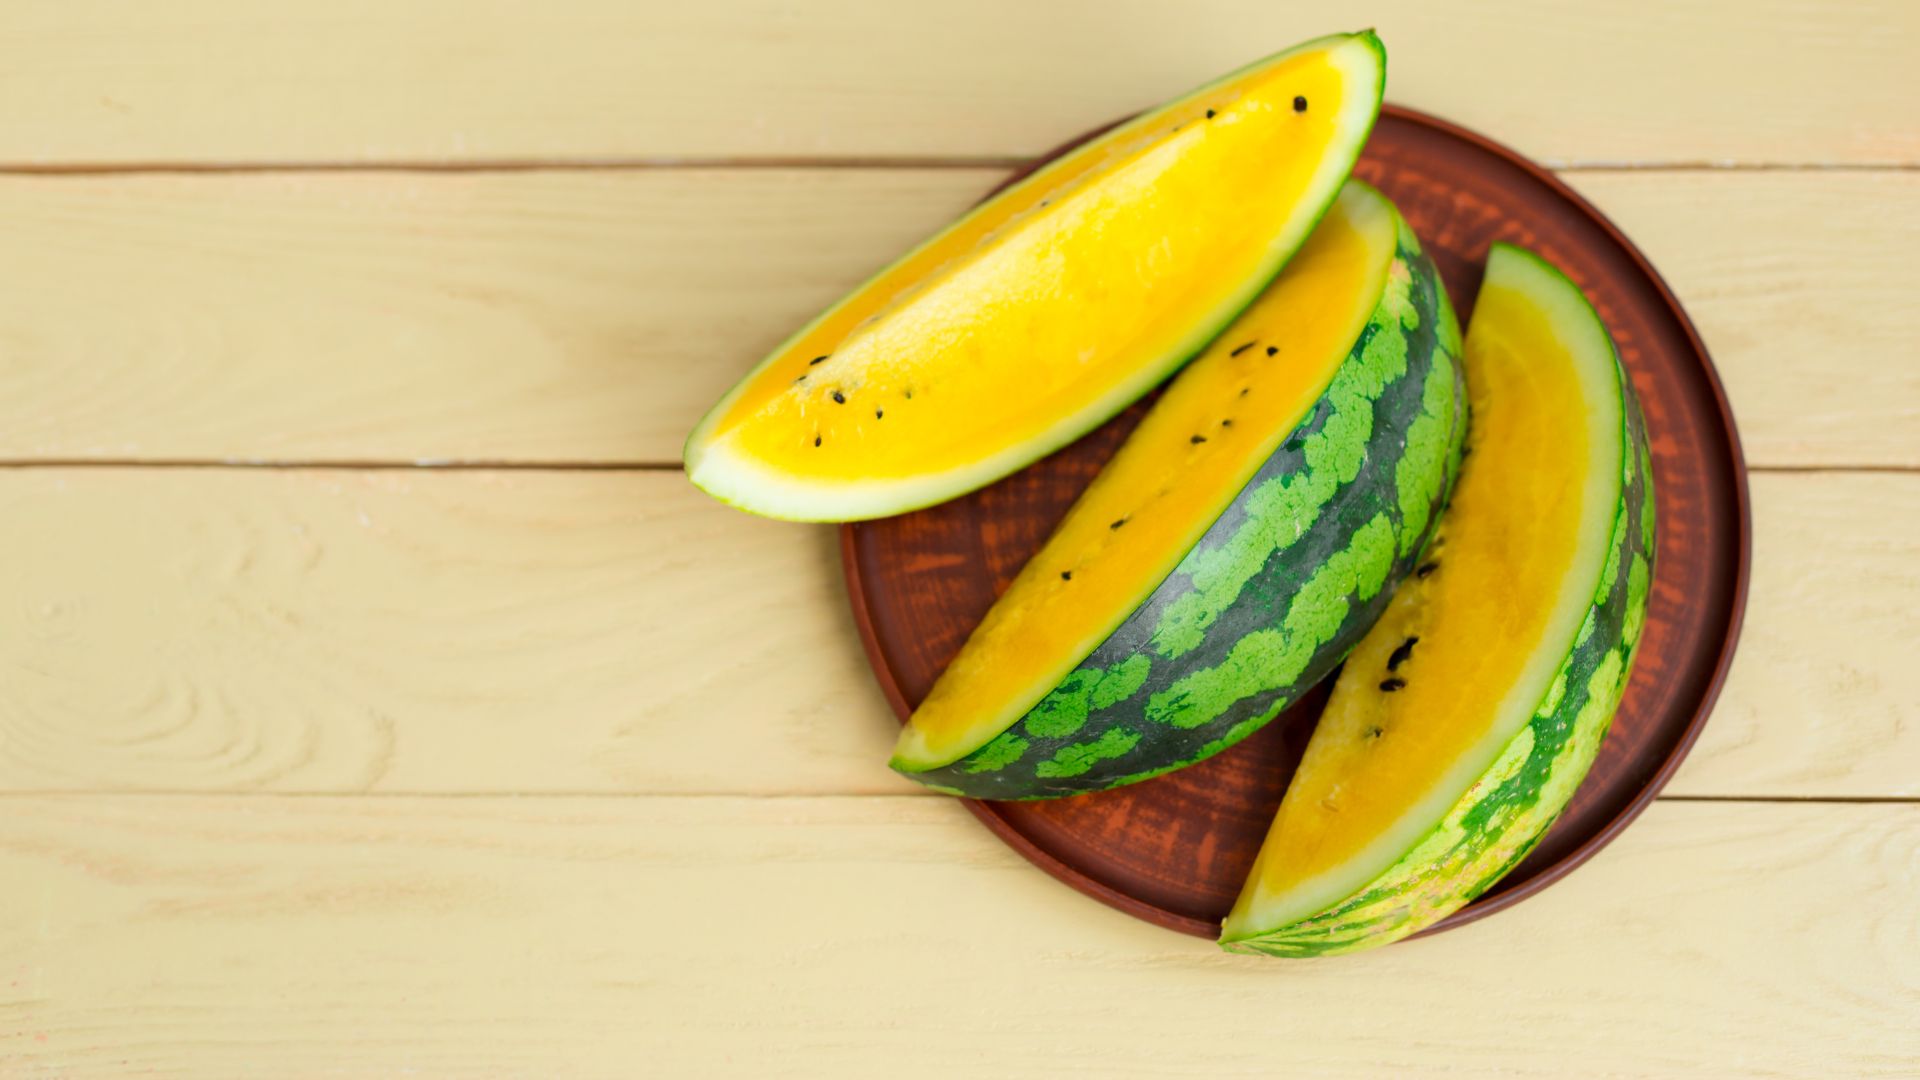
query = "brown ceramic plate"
(841, 105, 1750, 941)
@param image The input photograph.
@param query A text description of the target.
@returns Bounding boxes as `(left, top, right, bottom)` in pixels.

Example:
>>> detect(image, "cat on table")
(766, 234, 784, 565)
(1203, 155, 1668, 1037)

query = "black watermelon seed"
(1367, 726, 1385, 739)
(904, 389, 913, 399)
(1386, 636, 1420, 672)
(813, 435, 822, 447)
(1206, 109, 1216, 119)
(1239, 387, 1251, 397)
(1221, 419, 1233, 427)
(1416, 561, 1440, 578)
(809, 355, 829, 366)
(1293, 95, 1308, 113)
(1190, 435, 1207, 444)
(1266, 346, 1279, 357)
(1230, 341, 1255, 356)
(1060, 571, 1072, 581)
(875, 408, 884, 419)
(831, 391, 846, 404)
(1379, 678, 1406, 692)
(1109, 517, 1128, 530)
(794, 375, 808, 384)
(1039, 199, 1050, 207)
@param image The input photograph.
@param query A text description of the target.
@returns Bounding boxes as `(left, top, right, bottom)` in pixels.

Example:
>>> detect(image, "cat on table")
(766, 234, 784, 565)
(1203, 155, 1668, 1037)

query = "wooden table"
(2, 3, 1915, 1076)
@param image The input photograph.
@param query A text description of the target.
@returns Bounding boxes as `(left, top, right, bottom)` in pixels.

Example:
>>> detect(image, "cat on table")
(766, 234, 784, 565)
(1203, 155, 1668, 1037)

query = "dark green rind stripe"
(904, 211, 1466, 799)
(1220, 349, 1655, 958)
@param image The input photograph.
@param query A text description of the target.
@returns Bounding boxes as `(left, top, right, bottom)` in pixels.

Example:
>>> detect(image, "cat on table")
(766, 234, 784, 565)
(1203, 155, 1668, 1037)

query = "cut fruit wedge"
(891, 182, 1465, 799)
(1221, 243, 1656, 956)
(685, 31, 1386, 521)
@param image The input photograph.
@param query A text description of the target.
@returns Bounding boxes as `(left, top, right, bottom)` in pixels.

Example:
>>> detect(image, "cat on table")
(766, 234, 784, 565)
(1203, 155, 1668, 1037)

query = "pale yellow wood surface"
(1, 469, 1912, 799)
(2, 0, 1916, 166)
(5, 3, 1917, 1075)
(0, 796, 1913, 1078)
(1, 169, 1914, 467)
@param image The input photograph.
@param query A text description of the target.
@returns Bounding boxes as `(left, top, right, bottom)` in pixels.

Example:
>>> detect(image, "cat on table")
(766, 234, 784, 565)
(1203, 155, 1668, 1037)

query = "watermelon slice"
(891, 182, 1465, 798)
(1221, 243, 1656, 956)
(685, 32, 1386, 521)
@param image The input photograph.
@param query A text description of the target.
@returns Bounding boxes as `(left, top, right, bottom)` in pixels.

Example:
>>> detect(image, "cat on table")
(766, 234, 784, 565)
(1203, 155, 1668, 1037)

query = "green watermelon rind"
(895, 194, 1468, 799)
(1219, 245, 1656, 958)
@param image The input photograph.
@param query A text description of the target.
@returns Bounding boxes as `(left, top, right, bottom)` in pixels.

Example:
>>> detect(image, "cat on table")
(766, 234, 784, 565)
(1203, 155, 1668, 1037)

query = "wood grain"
(0, 795, 1912, 1078)
(1688, 473, 1920, 798)
(0, 467, 865, 795)
(0, 169, 982, 464)
(2, 0, 1914, 167)
(0, 5, 1909, 1072)
(1566, 171, 1920, 469)
(1, 170, 1914, 467)
(0, 469, 1909, 799)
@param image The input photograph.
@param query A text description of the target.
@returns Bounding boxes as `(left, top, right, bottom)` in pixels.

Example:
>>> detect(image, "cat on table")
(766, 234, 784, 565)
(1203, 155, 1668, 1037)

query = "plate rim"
(839, 102, 1753, 942)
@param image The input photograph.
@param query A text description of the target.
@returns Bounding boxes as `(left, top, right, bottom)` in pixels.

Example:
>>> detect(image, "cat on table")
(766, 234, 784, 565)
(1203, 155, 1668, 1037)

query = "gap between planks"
(0, 790, 1909, 804)
(0, 158, 1913, 177)
(0, 460, 1909, 475)
(0, 458, 687, 472)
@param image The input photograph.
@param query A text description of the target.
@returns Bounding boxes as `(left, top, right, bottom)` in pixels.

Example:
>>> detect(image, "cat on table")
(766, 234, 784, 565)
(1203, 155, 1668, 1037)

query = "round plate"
(841, 105, 1751, 940)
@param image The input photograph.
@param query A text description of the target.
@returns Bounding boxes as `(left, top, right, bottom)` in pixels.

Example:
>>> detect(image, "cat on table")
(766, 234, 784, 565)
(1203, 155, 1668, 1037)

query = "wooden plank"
(2, 1, 1914, 166)
(0, 467, 869, 795)
(0, 469, 1911, 799)
(1, 169, 1914, 467)
(0, 795, 1912, 1077)
(1567, 171, 1920, 469)
(1678, 471, 1920, 799)
(0, 168, 987, 465)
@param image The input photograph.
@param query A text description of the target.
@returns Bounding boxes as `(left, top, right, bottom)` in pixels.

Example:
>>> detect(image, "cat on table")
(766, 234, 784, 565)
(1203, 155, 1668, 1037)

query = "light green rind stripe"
(1639, 442, 1657, 549)
(1394, 341, 1457, 558)
(1034, 727, 1143, 779)
(1598, 492, 1628, 596)
(1021, 655, 1154, 740)
(959, 732, 1029, 775)
(1145, 512, 1395, 730)
(1624, 555, 1650, 649)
